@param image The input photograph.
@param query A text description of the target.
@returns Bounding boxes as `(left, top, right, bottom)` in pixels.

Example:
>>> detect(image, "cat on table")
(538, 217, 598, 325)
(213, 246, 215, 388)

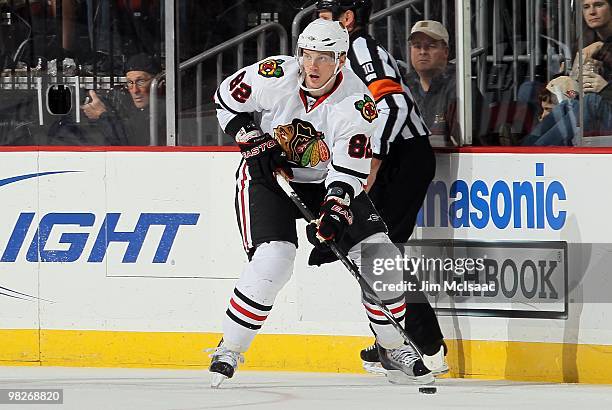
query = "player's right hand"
(238, 133, 293, 186)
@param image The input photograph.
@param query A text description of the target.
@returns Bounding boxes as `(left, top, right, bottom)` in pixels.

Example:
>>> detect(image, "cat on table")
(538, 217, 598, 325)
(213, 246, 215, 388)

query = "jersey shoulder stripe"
(215, 87, 240, 114)
(331, 162, 370, 180)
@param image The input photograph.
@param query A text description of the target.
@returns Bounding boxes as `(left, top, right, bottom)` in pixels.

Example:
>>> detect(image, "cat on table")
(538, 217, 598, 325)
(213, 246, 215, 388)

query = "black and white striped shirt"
(347, 28, 429, 157)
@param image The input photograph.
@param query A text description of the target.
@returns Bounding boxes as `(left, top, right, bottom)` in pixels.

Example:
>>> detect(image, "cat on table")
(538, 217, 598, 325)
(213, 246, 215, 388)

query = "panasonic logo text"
(416, 163, 567, 230)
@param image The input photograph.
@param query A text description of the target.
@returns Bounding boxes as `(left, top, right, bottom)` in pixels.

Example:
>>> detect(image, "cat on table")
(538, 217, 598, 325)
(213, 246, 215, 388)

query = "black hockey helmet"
(314, 0, 373, 26)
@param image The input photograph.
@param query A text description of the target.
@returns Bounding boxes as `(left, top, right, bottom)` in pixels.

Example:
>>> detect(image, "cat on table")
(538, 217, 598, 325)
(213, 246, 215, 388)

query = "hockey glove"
(307, 245, 339, 266)
(307, 182, 354, 249)
(237, 127, 293, 186)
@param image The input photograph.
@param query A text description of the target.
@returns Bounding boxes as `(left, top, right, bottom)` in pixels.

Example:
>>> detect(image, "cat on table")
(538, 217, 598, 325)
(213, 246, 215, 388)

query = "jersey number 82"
(348, 134, 373, 159)
(229, 71, 252, 103)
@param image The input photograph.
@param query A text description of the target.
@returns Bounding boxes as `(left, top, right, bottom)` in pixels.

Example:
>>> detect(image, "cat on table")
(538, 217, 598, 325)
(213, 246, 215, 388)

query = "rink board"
(1, 148, 612, 383)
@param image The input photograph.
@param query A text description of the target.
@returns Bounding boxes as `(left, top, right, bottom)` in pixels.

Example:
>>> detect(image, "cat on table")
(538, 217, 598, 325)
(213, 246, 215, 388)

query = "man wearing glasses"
(404, 20, 485, 146)
(81, 53, 164, 145)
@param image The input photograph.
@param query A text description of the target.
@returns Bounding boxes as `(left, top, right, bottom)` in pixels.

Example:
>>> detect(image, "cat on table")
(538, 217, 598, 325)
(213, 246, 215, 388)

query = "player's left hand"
(582, 72, 608, 93)
(307, 182, 354, 248)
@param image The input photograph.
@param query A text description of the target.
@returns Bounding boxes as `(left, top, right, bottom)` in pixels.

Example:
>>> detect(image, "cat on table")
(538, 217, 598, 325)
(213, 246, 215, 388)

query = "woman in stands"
(522, 0, 612, 145)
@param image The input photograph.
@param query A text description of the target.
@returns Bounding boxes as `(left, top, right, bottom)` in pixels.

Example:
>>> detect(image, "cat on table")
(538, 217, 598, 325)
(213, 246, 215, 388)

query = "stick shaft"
(275, 174, 424, 360)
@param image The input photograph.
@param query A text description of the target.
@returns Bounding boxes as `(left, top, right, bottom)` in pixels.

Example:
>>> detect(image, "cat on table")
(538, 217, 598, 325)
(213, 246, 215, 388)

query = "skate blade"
(433, 363, 450, 377)
(362, 361, 387, 376)
(210, 373, 228, 388)
(386, 369, 435, 385)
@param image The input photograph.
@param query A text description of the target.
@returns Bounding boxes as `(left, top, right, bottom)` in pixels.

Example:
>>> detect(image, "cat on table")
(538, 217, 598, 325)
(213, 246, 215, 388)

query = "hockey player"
(209, 18, 433, 388)
(315, 0, 448, 376)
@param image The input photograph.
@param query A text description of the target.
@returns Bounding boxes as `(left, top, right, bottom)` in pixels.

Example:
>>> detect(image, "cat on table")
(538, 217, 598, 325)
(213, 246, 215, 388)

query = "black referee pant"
(368, 136, 444, 355)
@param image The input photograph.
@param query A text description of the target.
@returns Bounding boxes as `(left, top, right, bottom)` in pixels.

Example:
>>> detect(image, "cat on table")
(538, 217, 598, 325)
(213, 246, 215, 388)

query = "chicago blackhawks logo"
(258, 59, 285, 78)
(274, 119, 330, 167)
(354, 95, 378, 123)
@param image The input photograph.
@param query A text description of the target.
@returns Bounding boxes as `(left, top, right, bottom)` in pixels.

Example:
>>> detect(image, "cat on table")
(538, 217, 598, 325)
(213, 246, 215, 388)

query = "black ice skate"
(377, 343, 434, 385)
(360, 343, 386, 375)
(208, 344, 244, 388)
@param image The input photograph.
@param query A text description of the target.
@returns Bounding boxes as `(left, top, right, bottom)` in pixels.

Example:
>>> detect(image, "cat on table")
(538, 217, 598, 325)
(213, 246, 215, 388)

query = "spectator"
(522, 45, 612, 145)
(516, 67, 551, 118)
(81, 52, 165, 145)
(522, 2, 612, 145)
(581, 0, 612, 52)
(403, 20, 486, 146)
(518, 0, 612, 120)
(538, 86, 557, 121)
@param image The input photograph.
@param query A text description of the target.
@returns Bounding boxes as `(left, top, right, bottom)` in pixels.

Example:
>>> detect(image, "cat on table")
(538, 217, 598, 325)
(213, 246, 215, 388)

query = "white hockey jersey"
(215, 56, 380, 195)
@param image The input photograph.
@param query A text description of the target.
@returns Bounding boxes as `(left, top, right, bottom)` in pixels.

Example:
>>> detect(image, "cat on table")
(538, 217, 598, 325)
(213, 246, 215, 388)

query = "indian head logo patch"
(273, 119, 330, 167)
(354, 95, 378, 123)
(258, 59, 285, 78)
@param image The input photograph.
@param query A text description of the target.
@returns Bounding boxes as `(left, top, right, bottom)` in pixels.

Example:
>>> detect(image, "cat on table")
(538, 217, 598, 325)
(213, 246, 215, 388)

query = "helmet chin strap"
(298, 59, 342, 93)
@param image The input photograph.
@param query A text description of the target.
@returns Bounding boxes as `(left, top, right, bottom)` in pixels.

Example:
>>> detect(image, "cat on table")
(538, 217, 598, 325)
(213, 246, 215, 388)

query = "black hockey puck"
(419, 386, 437, 394)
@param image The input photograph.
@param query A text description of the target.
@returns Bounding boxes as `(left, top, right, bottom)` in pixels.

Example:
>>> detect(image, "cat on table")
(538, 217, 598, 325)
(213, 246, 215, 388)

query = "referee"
(316, 0, 447, 377)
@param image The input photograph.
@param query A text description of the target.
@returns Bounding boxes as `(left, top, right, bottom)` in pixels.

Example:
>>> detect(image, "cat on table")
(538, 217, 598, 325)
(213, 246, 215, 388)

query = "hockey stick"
(275, 173, 436, 370)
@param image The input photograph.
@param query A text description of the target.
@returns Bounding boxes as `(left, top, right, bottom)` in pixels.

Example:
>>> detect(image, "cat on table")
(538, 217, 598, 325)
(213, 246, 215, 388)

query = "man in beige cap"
(404, 20, 485, 145)
(408, 20, 450, 88)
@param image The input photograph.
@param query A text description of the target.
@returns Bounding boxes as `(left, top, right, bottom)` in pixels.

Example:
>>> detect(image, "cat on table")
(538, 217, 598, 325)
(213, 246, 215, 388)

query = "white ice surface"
(1, 367, 612, 410)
